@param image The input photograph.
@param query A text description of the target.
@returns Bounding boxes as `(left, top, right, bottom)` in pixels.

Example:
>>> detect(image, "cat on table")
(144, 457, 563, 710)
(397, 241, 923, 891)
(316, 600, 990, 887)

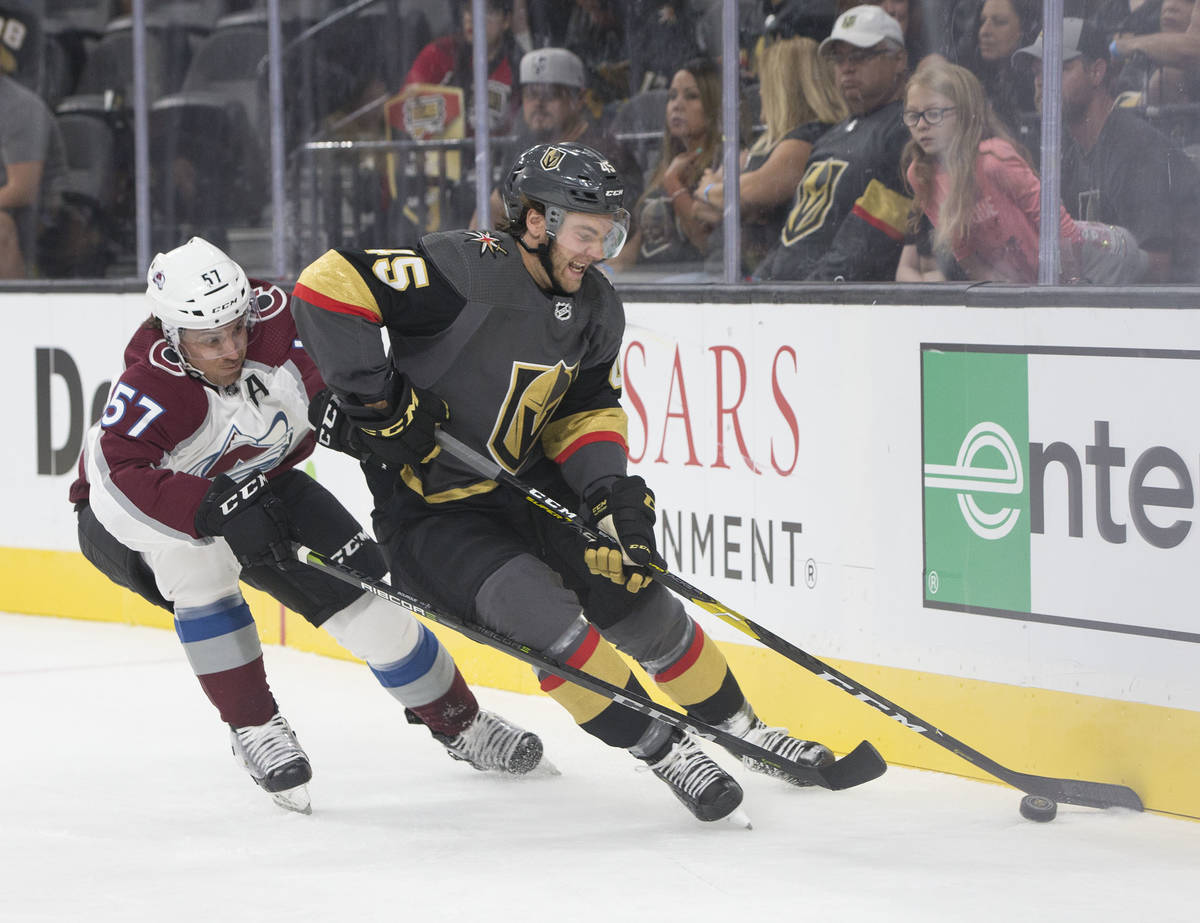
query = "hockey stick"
(296, 544, 887, 792)
(434, 430, 1145, 812)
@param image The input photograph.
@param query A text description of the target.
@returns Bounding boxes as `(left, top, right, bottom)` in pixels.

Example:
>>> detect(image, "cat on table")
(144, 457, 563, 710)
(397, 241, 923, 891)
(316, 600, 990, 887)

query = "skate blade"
(724, 807, 753, 830)
(269, 784, 312, 815)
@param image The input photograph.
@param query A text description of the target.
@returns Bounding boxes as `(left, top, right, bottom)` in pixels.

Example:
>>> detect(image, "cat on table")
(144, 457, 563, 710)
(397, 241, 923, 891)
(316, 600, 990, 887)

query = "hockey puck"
(1019, 794, 1057, 823)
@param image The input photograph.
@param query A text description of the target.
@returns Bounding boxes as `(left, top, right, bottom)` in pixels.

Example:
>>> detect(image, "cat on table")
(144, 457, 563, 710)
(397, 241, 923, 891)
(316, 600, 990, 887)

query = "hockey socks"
(648, 622, 745, 727)
(540, 623, 661, 749)
(173, 594, 276, 727)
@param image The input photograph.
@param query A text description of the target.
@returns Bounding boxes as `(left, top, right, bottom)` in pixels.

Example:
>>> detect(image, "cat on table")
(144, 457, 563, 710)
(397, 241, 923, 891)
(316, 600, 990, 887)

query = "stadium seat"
(56, 109, 118, 209)
(149, 91, 268, 239)
(43, 0, 113, 36)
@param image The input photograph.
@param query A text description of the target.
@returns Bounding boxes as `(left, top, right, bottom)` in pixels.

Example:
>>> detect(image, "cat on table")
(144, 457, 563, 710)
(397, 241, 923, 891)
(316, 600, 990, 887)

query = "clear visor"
(176, 313, 251, 361)
(548, 207, 630, 261)
(164, 294, 260, 365)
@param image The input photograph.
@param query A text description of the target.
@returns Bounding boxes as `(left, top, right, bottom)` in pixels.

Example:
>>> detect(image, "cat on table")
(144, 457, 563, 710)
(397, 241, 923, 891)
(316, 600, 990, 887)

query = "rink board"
(3, 292, 1199, 818)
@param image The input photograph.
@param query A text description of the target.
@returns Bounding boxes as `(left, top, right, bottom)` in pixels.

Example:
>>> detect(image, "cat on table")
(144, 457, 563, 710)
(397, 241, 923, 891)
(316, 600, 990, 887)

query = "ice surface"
(1, 612, 1195, 922)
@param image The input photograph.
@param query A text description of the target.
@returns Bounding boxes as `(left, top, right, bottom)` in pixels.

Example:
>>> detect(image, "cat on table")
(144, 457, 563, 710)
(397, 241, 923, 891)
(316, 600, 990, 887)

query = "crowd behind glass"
(2, 0, 1198, 284)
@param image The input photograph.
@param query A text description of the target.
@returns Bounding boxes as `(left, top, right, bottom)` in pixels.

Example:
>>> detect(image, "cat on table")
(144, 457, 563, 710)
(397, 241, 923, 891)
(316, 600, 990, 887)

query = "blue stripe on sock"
(369, 624, 441, 689)
(174, 600, 255, 643)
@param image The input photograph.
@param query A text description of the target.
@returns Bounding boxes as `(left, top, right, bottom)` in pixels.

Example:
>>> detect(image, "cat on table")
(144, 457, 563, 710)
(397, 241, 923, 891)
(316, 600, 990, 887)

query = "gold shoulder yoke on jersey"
(295, 250, 383, 323)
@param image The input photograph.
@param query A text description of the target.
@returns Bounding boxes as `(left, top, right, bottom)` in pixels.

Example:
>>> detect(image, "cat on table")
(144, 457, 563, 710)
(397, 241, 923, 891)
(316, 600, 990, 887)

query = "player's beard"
(545, 240, 585, 295)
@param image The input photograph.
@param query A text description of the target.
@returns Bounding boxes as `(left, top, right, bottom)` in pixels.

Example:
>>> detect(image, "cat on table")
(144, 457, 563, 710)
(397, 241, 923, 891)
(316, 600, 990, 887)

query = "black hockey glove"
(357, 377, 449, 470)
(195, 472, 293, 567)
(584, 475, 666, 594)
(308, 389, 370, 462)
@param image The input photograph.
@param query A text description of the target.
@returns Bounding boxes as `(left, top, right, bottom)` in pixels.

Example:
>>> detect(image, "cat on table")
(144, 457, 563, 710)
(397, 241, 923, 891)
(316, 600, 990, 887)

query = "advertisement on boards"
(922, 344, 1200, 644)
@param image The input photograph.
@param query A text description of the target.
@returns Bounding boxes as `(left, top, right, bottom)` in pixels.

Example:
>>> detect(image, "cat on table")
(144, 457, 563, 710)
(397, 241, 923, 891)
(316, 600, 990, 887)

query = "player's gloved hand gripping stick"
(195, 472, 292, 567)
(433, 430, 1144, 813)
(584, 475, 665, 593)
(356, 376, 449, 469)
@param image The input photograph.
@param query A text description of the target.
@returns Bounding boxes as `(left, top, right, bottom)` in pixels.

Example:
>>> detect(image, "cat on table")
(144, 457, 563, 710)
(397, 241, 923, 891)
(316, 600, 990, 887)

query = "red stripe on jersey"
(553, 430, 628, 464)
(851, 204, 906, 242)
(292, 282, 382, 323)
(539, 624, 602, 692)
(653, 624, 707, 683)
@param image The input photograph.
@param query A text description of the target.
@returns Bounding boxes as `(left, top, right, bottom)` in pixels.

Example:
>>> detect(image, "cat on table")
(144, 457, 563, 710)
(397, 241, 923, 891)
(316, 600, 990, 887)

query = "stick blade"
(817, 740, 888, 791)
(1024, 777, 1143, 811)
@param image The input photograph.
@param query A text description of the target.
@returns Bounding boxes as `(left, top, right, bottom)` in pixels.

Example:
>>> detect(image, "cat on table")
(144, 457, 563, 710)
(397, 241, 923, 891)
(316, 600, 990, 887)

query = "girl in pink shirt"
(899, 59, 1082, 283)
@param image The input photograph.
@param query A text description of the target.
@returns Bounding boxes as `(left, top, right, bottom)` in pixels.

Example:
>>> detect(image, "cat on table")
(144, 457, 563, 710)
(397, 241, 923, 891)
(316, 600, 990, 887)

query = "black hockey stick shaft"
(296, 545, 886, 792)
(434, 430, 1144, 812)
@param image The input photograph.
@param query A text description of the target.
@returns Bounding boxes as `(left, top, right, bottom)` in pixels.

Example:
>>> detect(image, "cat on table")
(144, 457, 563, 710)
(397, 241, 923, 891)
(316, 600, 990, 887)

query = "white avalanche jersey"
(70, 284, 324, 552)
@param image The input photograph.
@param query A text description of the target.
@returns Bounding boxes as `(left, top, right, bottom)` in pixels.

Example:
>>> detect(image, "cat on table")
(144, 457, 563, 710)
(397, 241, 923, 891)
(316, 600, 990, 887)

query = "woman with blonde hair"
(608, 57, 723, 269)
(693, 29, 848, 274)
(897, 57, 1084, 282)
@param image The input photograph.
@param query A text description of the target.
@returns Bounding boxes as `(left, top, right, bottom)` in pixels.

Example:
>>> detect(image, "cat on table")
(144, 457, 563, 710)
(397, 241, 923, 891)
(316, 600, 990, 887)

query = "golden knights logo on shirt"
(466, 230, 508, 257)
(488, 360, 579, 471)
(781, 159, 849, 246)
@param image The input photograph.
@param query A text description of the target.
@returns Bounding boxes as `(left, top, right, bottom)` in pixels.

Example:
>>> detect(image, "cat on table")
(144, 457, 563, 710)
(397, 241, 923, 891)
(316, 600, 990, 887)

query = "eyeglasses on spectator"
(902, 106, 958, 127)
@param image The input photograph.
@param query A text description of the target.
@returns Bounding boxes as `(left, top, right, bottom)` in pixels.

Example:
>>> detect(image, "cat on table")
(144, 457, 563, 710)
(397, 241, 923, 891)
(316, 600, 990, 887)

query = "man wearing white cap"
(478, 47, 643, 228)
(756, 4, 913, 281)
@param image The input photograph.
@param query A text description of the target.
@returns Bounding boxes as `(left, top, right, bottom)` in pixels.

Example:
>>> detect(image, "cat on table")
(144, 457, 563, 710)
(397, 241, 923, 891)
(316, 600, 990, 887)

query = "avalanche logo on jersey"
(186, 410, 294, 479)
(149, 338, 187, 377)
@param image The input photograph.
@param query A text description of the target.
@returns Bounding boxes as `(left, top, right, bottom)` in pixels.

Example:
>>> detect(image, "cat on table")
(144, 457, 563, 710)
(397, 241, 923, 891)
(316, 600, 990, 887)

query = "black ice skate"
(646, 732, 744, 822)
(433, 709, 544, 774)
(720, 703, 833, 787)
(230, 712, 312, 814)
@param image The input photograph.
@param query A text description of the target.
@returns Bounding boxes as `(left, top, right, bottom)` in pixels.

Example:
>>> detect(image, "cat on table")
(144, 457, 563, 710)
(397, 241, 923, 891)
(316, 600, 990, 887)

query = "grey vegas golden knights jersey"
(756, 100, 912, 282)
(291, 229, 630, 502)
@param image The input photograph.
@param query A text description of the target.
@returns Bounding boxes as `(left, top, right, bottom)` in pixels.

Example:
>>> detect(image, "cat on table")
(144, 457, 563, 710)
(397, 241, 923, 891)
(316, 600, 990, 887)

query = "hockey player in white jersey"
(69, 237, 543, 813)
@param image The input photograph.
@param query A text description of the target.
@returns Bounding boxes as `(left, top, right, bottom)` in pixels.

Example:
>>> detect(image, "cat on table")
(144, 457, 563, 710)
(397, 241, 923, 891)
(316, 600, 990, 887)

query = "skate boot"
(646, 732, 743, 822)
(433, 709, 543, 774)
(721, 704, 833, 787)
(230, 712, 312, 814)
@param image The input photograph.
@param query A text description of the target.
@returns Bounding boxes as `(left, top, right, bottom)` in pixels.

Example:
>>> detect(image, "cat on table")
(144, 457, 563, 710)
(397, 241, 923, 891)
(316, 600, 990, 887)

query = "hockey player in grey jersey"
(292, 142, 835, 823)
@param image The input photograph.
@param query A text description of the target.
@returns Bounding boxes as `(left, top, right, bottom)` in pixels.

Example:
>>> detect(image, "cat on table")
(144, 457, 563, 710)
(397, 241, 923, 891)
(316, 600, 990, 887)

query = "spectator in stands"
(691, 17, 848, 275)
(1109, 0, 1200, 97)
(1110, 0, 1198, 104)
(960, 0, 1040, 133)
(477, 47, 643, 227)
(837, 0, 933, 62)
(607, 56, 722, 270)
(564, 0, 703, 103)
(1094, 0, 1167, 44)
(1017, 17, 1200, 281)
(900, 57, 1084, 282)
(403, 0, 523, 134)
(626, 1, 703, 94)
(755, 5, 912, 282)
(564, 0, 631, 106)
(527, 0, 575, 47)
(0, 72, 67, 278)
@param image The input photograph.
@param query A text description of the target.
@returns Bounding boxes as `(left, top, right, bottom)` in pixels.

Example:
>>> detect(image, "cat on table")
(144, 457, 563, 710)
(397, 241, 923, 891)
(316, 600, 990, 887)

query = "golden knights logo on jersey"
(488, 360, 579, 471)
(781, 159, 848, 247)
(466, 230, 508, 258)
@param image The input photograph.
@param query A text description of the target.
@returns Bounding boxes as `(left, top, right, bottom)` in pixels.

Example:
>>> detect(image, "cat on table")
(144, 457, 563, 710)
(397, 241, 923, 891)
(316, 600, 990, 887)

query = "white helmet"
(146, 237, 255, 351)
